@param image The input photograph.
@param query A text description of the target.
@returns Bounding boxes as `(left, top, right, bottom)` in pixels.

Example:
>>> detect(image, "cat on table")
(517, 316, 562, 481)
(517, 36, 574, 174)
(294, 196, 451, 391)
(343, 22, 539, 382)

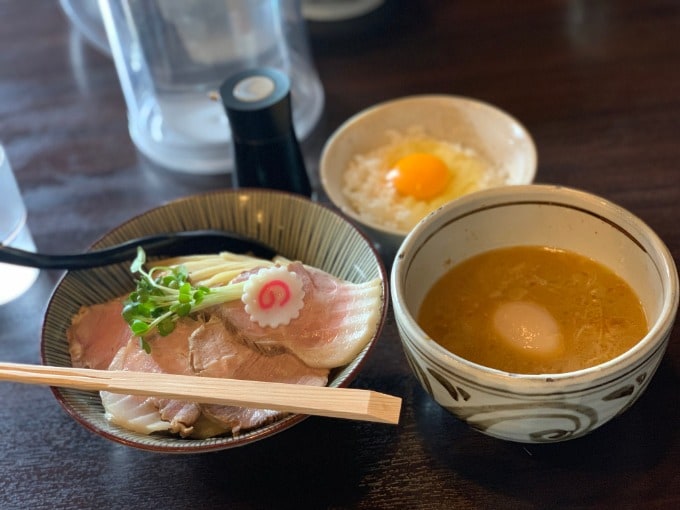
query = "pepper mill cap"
(220, 67, 293, 142)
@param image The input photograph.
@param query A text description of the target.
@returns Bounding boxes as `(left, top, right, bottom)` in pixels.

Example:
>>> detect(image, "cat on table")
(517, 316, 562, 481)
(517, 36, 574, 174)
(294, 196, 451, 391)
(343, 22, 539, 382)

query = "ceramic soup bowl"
(391, 184, 678, 443)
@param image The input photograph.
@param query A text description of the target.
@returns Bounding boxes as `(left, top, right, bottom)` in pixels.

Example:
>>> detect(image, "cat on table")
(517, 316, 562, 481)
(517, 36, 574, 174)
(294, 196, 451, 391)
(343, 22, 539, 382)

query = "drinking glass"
(0, 144, 39, 305)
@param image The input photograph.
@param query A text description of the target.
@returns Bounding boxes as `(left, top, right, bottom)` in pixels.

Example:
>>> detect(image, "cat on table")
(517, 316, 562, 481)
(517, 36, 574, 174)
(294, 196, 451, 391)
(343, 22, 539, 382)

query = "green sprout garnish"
(122, 247, 246, 353)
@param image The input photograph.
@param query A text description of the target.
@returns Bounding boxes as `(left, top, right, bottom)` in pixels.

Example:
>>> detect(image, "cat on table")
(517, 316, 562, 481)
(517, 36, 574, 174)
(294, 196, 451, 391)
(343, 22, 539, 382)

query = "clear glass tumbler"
(99, 0, 325, 175)
(0, 144, 39, 305)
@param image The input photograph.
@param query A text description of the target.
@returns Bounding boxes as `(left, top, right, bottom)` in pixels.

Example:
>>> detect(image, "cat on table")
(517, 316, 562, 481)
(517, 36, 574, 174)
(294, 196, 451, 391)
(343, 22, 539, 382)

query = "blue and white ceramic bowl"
(391, 184, 678, 443)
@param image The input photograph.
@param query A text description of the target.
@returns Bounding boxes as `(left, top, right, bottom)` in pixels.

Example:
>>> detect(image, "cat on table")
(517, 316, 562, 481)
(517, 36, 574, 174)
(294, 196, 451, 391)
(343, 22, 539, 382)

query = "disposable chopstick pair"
(0, 362, 401, 425)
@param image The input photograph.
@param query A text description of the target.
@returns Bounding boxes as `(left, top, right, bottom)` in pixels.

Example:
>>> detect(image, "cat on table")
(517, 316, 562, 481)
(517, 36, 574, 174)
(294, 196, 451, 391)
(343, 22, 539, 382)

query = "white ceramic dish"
(391, 184, 678, 443)
(42, 190, 388, 453)
(320, 95, 537, 256)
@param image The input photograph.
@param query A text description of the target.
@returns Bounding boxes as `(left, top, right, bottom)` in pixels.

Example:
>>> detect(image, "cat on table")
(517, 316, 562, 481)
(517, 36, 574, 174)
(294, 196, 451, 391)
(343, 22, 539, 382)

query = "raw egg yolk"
(492, 301, 563, 356)
(387, 153, 450, 200)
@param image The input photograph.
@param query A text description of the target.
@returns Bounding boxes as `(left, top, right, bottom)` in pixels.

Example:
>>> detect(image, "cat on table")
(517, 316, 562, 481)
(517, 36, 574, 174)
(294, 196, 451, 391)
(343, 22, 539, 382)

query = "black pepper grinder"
(219, 67, 312, 197)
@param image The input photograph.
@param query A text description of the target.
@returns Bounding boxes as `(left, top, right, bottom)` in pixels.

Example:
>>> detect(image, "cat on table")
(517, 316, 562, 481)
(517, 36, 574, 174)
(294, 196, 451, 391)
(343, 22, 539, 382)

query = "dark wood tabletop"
(1, 1, 678, 508)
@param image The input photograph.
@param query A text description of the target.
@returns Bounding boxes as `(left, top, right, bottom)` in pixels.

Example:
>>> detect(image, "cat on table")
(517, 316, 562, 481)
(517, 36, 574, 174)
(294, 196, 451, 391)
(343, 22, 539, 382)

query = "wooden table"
(1, 1, 678, 508)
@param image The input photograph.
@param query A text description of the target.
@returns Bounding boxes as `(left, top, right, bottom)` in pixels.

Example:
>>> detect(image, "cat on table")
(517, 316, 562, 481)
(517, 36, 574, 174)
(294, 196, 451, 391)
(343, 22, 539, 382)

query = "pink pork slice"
(67, 299, 132, 370)
(214, 262, 383, 369)
(68, 297, 332, 438)
(101, 319, 202, 437)
(190, 316, 329, 435)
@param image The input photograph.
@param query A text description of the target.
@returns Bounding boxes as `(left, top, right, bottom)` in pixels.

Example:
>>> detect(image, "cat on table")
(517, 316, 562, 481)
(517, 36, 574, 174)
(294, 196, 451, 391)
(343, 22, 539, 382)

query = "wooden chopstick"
(0, 362, 401, 425)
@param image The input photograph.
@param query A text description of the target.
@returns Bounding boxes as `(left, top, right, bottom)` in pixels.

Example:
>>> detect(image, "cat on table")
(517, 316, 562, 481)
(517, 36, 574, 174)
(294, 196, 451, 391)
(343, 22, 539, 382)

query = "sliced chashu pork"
(101, 319, 202, 437)
(190, 316, 329, 435)
(68, 298, 132, 370)
(212, 262, 383, 369)
(102, 316, 329, 438)
(71, 301, 331, 438)
(67, 260, 379, 438)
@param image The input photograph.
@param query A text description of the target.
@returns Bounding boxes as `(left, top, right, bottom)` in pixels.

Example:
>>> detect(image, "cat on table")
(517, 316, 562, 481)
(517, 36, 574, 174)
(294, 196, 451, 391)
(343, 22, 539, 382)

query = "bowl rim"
(390, 184, 679, 386)
(319, 94, 538, 239)
(41, 188, 389, 453)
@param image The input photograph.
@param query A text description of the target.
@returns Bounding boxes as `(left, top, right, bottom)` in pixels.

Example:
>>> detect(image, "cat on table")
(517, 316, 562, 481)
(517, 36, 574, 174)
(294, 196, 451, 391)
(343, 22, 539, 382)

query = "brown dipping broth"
(417, 246, 648, 374)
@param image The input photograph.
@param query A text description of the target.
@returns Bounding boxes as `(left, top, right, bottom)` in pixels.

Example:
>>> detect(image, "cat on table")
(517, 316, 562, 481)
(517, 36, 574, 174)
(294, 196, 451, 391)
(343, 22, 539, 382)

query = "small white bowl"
(391, 184, 678, 443)
(320, 95, 537, 256)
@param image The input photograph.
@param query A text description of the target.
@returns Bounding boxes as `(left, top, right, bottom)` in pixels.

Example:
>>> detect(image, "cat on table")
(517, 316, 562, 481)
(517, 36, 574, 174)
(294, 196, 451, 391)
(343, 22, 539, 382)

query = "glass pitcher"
(98, 0, 324, 174)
